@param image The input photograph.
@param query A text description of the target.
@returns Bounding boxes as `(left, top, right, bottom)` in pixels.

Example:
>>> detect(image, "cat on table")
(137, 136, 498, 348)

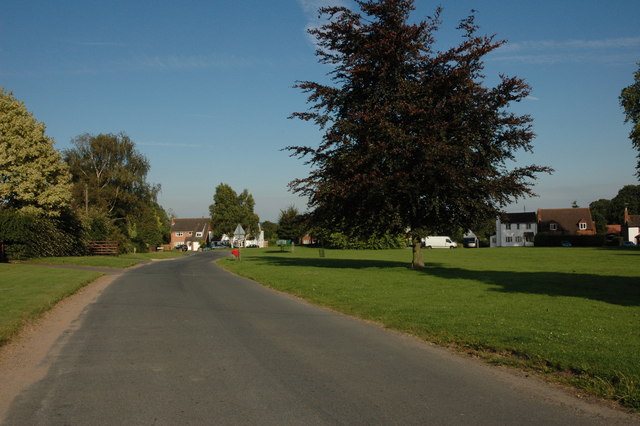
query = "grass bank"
(22, 251, 186, 268)
(220, 246, 640, 410)
(0, 263, 102, 346)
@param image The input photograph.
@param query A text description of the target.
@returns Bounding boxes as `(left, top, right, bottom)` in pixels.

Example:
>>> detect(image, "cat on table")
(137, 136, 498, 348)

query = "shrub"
(324, 232, 406, 249)
(534, 233, 606, 247)
(0, 209, 86, 260)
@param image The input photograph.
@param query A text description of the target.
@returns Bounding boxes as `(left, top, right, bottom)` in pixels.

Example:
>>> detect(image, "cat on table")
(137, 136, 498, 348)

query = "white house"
(623, 208, 640, 245)
(491, 212, 537, 247)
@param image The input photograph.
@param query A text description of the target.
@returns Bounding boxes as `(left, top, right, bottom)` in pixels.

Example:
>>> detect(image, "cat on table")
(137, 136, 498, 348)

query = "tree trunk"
(411, 236, 424, 269)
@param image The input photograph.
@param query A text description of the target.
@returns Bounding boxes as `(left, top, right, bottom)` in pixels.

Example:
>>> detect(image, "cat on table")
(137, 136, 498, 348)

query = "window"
(506, 224, 511, 230)
(526, 223, 532, 230)
(176, 232, 183, 237)
(516, 224, 520, 230)
(505, 236, 513, 243)
(196, 232, 203, 237)
(515, 236, 522, 243)
(579, 222, 587, 230)
(187, 231, 193, 236)
(549, 223, 557, 231)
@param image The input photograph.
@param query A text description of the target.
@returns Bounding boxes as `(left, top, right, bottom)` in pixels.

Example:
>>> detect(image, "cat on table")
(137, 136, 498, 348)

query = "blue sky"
(2, 0, 639, 221)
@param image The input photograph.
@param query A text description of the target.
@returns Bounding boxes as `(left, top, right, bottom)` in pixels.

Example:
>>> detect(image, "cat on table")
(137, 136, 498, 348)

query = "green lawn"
(221, 246, 640, 409)
(0, 263, 102, 346)
(23, 251, 186, 268)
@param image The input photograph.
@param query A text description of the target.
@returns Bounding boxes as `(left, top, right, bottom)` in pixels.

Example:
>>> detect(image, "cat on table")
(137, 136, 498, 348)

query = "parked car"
(560, 241, 572, 247)
(422, 236, 457, 249)
(623, 241, 637, 247)
(463, 237, 478, 248)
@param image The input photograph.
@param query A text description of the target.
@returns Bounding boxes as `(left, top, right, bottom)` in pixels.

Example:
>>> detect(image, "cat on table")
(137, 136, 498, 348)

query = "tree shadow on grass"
(253, 255, 640, 307)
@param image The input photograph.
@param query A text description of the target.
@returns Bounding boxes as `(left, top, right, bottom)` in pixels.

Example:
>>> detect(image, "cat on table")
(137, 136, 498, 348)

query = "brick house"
(537, 208, 596, 236)
(170, 218, 212, 251)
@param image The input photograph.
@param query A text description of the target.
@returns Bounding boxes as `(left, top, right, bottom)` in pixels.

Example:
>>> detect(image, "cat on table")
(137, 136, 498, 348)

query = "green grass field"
(23, 251, 186, 268)
(221, 246, 640, 409)
(0, 263, 102, 346)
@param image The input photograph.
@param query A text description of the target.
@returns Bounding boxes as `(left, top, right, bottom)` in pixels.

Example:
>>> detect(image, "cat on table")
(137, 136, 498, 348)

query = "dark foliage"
(534, 233, 605, 247)
(0, 209, 86, 260)
(287, 0, 551, 267)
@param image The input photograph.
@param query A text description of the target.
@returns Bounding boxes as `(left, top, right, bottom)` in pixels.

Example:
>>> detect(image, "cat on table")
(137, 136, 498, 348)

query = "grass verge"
(220, 246, 640, 410)
(0, 263, 102, 346)
(21, 251, 186, 268)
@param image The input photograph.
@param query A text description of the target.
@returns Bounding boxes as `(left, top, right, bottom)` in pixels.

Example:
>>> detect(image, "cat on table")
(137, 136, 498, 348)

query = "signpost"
(233, 224, 245, 260)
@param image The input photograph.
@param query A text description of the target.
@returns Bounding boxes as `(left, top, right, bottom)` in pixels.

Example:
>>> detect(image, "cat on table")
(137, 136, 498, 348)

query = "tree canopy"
(64, 132, 167, 251)
(0, 88, 72, 216)
(209, 183, 259, 239)
(620, 62, 640, 178)
(287, 0, 550, 267)
(277, 205, 305, 241)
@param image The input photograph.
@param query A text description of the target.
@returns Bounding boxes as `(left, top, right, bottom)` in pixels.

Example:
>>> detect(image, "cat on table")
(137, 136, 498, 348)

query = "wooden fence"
(88, 240, 119, 255)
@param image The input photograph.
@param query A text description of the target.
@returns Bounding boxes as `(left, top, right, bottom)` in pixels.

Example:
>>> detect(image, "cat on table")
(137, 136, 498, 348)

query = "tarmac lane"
(2, 251, 637, 425)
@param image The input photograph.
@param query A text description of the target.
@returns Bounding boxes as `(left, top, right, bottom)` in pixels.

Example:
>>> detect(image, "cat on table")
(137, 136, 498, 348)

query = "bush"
(534, 233, 606, 247)
(324, 232, 406, 249)
(0, 209, 86, 260)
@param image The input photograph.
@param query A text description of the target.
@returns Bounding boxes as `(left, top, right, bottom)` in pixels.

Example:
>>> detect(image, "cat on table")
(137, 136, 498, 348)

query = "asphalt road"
(3, 252, 636, 425)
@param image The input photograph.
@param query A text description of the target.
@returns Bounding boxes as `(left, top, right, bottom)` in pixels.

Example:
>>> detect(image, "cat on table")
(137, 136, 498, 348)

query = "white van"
(422, 236, 457, 249)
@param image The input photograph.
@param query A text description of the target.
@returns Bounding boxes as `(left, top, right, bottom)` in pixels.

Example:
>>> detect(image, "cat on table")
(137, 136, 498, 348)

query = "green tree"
(287, 1, 551, 268)
(0, 88, 72, 216)
(209, 183, 259, 239)
(610, 185, 640, 222)
(620, 62, 640, 178)
(277, 205, 305, 241)
(589, 198, 613, 233)
(64, 132, 166, 251)
(261, 220, 279, 241)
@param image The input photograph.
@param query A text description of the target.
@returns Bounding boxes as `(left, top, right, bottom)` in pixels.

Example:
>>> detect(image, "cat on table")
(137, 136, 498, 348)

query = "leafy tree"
(0, 88, 72, 216)
(610, 185, 640, 222)
(64, 133, 155, 218)
(261, 220, 279, 241)
(287, 0, 551, 268)
(620, 62, 640, 178)
(277, 205, 305, 241)
(589, 198, 613, 233)
(64, 132, 166, 251)
(209, 183, 259, 239)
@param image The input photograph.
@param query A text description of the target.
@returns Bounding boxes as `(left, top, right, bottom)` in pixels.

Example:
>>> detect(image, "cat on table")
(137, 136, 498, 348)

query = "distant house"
(170, 218, 212, 251)
(490, 212, 537, 247)
(623, 208, 640, 245)
(537, 208, 596, 236)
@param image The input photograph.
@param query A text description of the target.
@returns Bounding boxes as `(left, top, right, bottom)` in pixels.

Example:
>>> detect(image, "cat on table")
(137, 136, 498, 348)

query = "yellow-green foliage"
(0, 88, 72, 216)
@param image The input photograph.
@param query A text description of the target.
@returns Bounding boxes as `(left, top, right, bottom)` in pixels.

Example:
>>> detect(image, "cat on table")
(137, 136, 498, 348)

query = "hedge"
(533, 233, 606, 247)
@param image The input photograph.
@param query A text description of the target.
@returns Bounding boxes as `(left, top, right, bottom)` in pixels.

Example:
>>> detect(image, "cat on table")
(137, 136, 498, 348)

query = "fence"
(88, 240, 119, 255)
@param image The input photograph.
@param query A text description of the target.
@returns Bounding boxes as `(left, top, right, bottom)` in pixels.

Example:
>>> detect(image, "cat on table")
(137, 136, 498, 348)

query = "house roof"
(170, 218, 210, 234)
(500, 212, 537, 223)
(537, 208, 595, 232)
(606, 224, 622, 235)
(627, 215, 640, 227)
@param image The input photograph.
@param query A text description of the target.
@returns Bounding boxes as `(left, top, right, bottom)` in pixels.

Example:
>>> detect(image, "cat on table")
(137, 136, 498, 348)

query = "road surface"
(2, 252, 637, 425)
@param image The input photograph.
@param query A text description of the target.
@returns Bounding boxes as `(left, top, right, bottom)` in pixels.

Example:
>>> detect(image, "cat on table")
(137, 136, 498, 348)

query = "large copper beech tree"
(287, 0, 551, 268)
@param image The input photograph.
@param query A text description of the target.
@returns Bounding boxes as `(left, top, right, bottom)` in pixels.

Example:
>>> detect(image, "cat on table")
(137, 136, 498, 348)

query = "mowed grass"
(0, 263, 102, 346)
(221, 246, 640, 409)
(23, 251, 186, 268)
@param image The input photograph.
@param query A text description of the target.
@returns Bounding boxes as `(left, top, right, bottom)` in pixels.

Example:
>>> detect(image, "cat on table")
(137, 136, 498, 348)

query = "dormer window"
(549, 223, 557, 231)
(579, 222, 587, 230)
(196, 232, 203, 237)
